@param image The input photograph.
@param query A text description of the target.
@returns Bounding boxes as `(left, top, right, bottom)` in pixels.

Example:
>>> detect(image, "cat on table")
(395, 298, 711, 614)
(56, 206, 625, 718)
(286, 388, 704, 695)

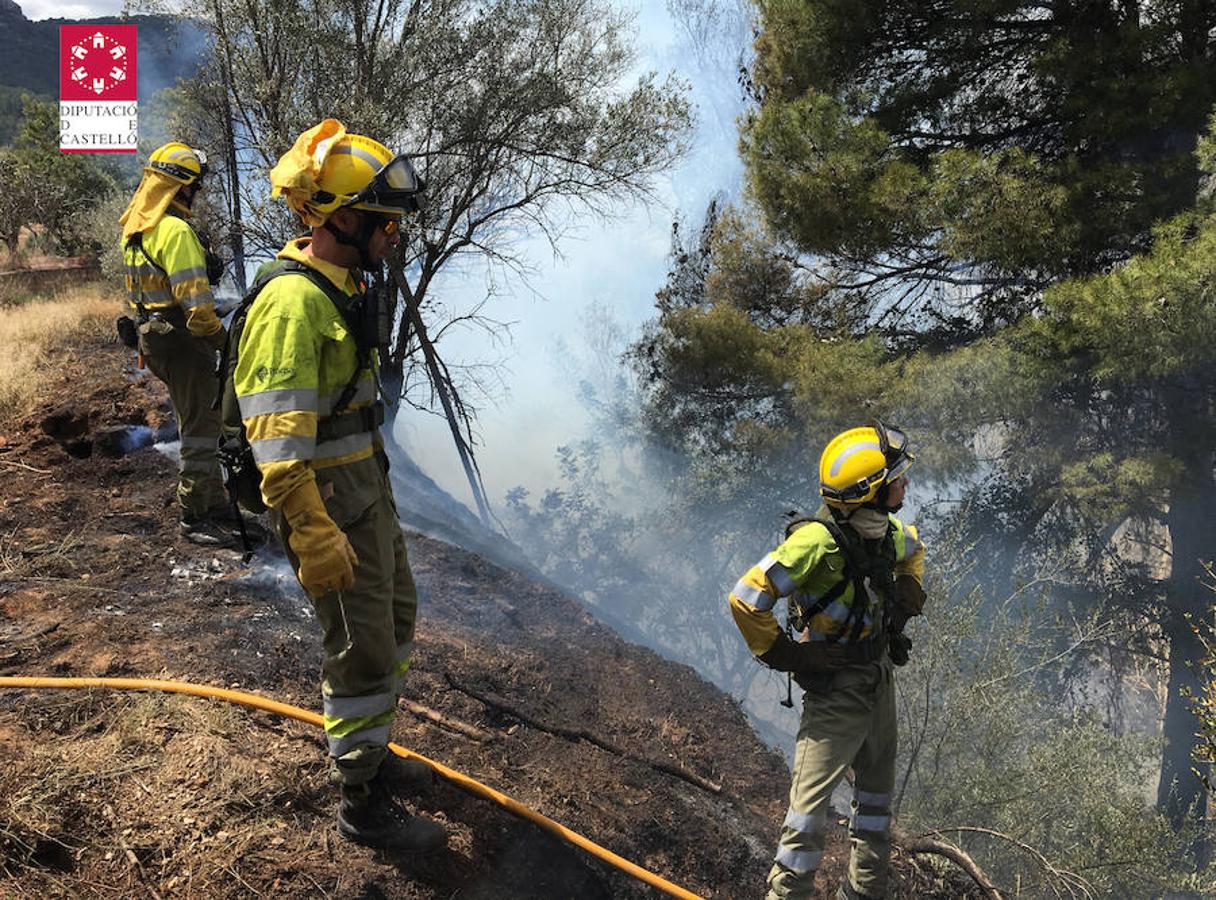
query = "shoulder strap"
(278, 262, 374, 417)
(813, 510, 889, 645)
(215, 260, 372, 418)
(782, 516, 849, 630)
(124, 232, 166, 319)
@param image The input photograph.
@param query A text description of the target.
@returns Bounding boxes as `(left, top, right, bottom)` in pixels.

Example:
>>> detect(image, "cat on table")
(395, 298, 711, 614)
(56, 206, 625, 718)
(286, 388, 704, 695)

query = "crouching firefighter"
(728, 422, 927, 900)
(117, 142, 244, 548)
(224, 119, 444, 853)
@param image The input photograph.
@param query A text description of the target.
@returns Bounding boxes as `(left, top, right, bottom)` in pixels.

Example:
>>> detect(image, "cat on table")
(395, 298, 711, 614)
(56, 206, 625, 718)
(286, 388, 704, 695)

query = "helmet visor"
(875, 421, 914, 482)
(349, 154, 424, 214)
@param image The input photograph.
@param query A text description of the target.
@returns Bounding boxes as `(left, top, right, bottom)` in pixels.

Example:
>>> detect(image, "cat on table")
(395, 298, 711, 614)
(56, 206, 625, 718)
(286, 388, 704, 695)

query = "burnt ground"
(0, 329, 978, 898)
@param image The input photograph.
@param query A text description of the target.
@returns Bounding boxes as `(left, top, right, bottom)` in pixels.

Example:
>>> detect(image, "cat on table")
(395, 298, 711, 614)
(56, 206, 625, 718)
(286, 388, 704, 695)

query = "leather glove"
(281, 479, 358, 597)
(889, 632, 912, 667)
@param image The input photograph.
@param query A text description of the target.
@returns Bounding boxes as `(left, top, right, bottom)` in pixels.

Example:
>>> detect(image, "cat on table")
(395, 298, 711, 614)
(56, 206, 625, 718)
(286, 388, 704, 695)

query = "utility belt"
(794, 636, 886, 694)
(216, 401, 385, 517)
(801, 635, 885, 670)
(315, 400, 385, 443)
(116, 304, 186, 348)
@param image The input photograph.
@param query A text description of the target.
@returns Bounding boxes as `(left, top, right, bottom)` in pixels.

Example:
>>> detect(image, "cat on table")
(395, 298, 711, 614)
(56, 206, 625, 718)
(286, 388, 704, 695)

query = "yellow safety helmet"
(146, 142, 208, 185)
(310, 134, 423, 220)
(819, 421, 915, 509)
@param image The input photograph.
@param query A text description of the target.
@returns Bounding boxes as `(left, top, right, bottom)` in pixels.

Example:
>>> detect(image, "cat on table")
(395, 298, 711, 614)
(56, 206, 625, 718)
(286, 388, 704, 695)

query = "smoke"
(397, 0, 750, 506)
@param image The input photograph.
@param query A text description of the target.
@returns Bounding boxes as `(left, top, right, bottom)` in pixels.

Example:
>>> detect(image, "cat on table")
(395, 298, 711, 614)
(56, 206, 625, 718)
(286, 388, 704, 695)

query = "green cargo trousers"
(138, 314, 225, 519)
(767, 658, 897, 900)
(276, 457, 418, 787)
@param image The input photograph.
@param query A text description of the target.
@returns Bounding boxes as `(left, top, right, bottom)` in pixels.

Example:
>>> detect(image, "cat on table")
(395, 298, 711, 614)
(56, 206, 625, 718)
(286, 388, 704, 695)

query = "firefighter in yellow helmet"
(118, 142, 239, 547)
(231, 120, 443, 852)
(728, 422, 927, 899)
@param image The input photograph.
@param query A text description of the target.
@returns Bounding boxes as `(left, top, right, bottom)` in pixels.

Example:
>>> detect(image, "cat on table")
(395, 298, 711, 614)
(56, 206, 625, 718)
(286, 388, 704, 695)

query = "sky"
(19, 0, 124, 18)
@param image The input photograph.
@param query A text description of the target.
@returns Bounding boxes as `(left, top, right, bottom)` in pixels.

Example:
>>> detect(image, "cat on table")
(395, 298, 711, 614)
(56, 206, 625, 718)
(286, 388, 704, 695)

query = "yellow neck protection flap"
(119, 170, 183, 240)
(270, 119, 348, 227)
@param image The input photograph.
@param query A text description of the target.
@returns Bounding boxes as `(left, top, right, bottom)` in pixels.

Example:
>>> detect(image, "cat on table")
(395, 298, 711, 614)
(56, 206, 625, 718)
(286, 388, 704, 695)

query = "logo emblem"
(59, 25, 139, 154)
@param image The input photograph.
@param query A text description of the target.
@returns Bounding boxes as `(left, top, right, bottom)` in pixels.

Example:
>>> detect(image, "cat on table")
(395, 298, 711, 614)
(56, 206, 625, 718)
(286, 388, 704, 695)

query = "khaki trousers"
(276, 455, 418, 786)
(766, 658, 897, 900)
(138, 316, 224, 519)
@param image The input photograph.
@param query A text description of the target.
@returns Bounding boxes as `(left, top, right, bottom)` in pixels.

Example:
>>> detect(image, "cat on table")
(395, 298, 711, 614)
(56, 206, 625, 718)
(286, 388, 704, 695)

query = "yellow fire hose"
(0, 675, 703, 900)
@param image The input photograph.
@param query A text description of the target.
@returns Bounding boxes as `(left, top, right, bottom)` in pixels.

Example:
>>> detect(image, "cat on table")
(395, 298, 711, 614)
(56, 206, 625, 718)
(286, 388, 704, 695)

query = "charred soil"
(0, 330, 978, 898)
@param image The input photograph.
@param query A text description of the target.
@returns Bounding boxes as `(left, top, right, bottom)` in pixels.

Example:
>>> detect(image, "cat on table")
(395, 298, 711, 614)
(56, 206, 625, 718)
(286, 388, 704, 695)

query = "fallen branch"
(446, 673, 722, 795)
(897, 830, 1003, 899)
(399, 698, 496, 742)
(912, 826, 1095, 900)
(116, 829, 163, 900)
(0, 460, 53, 475)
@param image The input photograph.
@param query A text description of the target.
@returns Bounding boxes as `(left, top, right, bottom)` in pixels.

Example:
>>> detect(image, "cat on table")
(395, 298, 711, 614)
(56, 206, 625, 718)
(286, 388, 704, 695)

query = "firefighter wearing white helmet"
(117, 141, 242, 548)
(230, 120, 443, 853)
(728, 422, 927, 900)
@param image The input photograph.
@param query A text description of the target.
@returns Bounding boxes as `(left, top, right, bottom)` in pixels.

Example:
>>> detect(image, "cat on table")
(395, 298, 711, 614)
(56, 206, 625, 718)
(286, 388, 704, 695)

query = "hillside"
(0, 306, 980, 897)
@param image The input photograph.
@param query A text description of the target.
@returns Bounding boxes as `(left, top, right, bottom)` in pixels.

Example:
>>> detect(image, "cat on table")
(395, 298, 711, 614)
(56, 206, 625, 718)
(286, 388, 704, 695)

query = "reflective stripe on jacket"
(121, 212, 221, 338)
(728, 515, 925, 657)
(233, 238, 380, 512)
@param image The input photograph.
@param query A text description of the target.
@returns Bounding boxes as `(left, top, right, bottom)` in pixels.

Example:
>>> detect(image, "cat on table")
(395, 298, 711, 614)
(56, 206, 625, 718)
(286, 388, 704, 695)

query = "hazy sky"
(396, 0, 749, 510)
(19, 0, 125, 18)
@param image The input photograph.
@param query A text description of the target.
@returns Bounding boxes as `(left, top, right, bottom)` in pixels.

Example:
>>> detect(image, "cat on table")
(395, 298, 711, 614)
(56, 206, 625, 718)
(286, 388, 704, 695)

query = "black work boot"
(336, 781, 447, 853)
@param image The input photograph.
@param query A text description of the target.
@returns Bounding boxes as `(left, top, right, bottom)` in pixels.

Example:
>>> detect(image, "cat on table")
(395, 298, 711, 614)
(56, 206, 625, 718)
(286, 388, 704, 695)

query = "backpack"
(214, 260, 384, 515)
(782, 507, 897, 644)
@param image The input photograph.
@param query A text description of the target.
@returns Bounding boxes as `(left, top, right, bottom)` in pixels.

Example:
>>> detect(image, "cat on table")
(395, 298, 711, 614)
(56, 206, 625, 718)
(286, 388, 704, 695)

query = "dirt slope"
(0, 329, 976, 898)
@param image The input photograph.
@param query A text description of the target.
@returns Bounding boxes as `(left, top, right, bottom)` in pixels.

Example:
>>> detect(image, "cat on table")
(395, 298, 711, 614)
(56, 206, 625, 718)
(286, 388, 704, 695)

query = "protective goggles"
(874, 419, 915, 481)
(347, 154, 424, 214)
(151, 148, 208, 182)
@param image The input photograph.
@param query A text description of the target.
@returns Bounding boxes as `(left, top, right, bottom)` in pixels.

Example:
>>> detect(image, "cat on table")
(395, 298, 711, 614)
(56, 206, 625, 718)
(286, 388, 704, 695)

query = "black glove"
(889, 632, 912, 667)
(204, 247, 226, 285)
(758, 633, 833, 675)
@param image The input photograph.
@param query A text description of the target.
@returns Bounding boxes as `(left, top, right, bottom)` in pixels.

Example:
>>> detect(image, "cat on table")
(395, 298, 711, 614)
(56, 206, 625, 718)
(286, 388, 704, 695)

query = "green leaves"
(742, 91, 921, 257)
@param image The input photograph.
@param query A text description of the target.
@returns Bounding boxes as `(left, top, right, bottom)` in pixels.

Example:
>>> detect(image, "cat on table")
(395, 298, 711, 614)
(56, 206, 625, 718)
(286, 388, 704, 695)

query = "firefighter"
(728, 422, 927, 899)
(118, 142, 237, 547)
(233, 120, 444, 852)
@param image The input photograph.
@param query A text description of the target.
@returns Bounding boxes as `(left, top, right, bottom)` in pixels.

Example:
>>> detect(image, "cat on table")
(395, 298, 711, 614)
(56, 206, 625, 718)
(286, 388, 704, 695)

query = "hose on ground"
(0, 675, 703, 900)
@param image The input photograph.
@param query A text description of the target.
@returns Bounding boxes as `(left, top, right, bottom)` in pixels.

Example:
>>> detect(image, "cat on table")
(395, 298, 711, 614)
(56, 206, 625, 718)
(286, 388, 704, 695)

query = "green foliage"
(899, 536, 1206, 897)
(1041, 209, 1216, 383)
(742, 91, 920, 258)
(738, 0, 1216, 341)
(0, 85, 37, 147)
(0, 96, 117, 255)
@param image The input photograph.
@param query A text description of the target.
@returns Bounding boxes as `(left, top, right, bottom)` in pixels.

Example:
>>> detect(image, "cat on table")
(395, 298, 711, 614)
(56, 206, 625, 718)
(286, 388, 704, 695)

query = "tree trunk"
(1158, 386, 1215, 859)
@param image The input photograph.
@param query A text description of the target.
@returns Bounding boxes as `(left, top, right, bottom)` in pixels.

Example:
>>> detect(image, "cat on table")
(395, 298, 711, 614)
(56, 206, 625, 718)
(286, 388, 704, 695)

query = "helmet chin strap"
(323, 213, 378, 271)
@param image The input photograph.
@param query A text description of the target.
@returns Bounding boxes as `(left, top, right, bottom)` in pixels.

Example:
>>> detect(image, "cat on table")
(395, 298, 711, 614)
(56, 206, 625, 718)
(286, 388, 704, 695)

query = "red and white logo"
(59, 25, 139, 153)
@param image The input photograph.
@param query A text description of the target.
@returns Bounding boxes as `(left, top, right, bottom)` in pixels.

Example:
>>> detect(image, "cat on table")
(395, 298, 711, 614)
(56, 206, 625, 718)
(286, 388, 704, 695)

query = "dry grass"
(0, 690, 337, 898)
(0, 282, 122, 421)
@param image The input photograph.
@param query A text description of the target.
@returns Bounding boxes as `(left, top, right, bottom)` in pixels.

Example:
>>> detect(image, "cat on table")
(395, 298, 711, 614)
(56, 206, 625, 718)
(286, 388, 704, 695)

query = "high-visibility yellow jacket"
(122, 212, 222, 339)
(233, 238, 381, 515)
(729, 516, 925, 657)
